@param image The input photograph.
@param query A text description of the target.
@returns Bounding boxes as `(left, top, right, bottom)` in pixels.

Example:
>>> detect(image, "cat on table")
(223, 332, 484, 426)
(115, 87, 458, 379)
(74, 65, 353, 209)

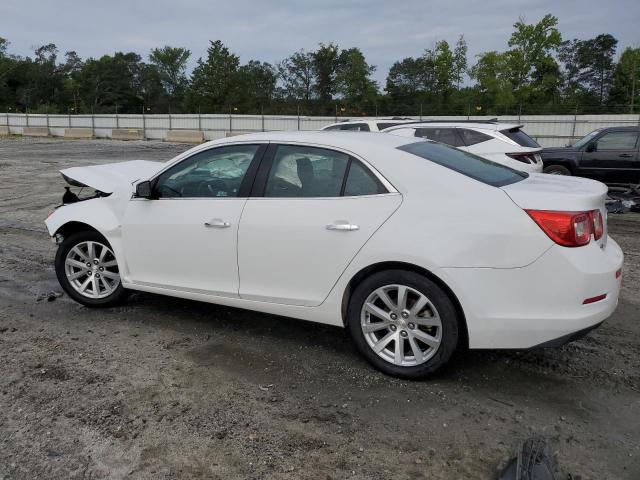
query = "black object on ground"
(498, 436, 558, 480)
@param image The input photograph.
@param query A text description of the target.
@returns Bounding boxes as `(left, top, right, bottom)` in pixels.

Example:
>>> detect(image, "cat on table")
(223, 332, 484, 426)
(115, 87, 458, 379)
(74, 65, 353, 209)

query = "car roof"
(383, 122, 522, 131)
(201, 130, 418, 151)
(596, 126, 640, 131)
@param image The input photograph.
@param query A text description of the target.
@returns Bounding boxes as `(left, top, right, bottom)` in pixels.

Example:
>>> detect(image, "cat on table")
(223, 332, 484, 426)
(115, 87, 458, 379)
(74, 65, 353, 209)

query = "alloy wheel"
(360, 284, 442, 367)
(64, 241, 120, 299)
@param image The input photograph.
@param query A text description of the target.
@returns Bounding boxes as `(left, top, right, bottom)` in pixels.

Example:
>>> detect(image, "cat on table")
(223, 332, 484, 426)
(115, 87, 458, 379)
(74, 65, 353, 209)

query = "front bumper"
(441, 236, 623, 349)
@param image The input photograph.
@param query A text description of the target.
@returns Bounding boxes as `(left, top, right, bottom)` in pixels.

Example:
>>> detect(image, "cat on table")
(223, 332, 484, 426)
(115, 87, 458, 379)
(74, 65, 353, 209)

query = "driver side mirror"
(585, 142, 597, 153)
(134, 180, 152, 199)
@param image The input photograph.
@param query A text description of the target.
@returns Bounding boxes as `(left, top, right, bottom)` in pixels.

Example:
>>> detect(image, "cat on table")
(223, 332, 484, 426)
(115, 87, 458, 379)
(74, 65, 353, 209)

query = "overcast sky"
(1, 0, 638, 84)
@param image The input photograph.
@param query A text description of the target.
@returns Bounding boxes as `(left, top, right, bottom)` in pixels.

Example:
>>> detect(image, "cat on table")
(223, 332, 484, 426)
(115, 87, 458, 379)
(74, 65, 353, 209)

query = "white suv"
(321, 118, 416, 132)
(383, 122, 543, 173)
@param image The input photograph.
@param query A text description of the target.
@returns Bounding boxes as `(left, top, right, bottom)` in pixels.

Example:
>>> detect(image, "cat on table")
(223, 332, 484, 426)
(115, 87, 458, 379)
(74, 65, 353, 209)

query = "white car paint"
(45, 131, 623, 350)
(383, 122, 544, 173)
(61, 160, 162, 193)
(321, 118, 416, 132)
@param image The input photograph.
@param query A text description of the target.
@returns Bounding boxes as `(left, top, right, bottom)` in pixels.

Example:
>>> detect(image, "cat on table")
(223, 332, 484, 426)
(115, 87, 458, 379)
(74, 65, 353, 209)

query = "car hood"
(541, 146, 579, 156)
(500, 173, 607, 211)
(60, 160, 163, 193)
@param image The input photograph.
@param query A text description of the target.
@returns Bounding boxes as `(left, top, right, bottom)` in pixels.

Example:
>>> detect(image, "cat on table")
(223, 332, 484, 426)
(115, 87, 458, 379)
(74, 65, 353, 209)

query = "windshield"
(573, 129, 602, 149)
(398, 141, 527, 187)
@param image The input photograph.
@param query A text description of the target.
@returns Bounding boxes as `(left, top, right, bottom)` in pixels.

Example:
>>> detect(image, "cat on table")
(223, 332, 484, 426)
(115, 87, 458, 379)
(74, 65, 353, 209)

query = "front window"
(398, 141, 527, 187)
(594, 131, 638, 150)
(153, 145, 260, 198)
(573, 130, 602, 149)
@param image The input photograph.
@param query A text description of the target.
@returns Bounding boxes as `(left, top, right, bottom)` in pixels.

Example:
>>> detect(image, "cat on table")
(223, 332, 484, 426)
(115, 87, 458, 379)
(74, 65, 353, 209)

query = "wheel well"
(544, 162, 573, 173)
(55, 221, 101, 239)
(341, 261, 469, 348)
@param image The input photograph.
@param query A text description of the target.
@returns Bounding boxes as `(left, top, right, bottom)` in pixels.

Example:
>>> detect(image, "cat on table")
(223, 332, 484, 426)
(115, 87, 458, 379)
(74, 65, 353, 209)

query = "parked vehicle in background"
(382, 121, 543, 173)
(541, 127, 640, 183)
(45, 132, 622, 378)
(321, 118, 415, 132)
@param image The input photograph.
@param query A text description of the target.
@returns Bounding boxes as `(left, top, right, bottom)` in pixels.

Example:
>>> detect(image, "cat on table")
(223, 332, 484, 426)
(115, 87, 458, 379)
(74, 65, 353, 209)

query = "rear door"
(237, 143, 401, 306)
(580, 130, 639, 182)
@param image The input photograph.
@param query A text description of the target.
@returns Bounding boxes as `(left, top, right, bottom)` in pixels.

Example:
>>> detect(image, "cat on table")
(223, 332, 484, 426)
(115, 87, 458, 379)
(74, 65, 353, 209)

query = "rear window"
(397, 141, 527, 187)
(377, 122, 404, 130)
(500, 128, 540, 148)
(340, 123, 370, 132)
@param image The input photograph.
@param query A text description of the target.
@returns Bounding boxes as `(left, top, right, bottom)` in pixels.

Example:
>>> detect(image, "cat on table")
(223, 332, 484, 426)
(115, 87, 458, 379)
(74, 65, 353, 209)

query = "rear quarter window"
(500, 128, 540, 148)
(397, 141, 527, 187)
(459, 129, 493, 146)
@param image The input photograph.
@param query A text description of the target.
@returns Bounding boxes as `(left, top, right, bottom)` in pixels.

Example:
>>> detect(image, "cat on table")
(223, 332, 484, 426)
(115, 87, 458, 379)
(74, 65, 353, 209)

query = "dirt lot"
(0, 137, 638, 479)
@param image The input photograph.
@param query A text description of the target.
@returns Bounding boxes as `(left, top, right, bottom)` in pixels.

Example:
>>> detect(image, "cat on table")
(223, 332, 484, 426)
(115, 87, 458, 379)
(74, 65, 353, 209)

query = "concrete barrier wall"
(64, 128, 93, 139)
(112, 129, 144, 140)
(2, 113, 639, 147)
(165, 129, 204, 143)
(22, 127, 49, 137)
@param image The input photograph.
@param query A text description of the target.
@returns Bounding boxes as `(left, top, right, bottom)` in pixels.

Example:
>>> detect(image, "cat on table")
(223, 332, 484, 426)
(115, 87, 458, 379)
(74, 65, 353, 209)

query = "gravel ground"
(0, 137, 639, 479)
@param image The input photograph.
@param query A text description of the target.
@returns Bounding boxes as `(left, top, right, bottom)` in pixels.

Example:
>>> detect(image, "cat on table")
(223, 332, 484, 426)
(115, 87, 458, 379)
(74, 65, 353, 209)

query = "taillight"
(590, 209, 603, 240)
(506, 153, 535, 164)
(525, 210, 592, 247)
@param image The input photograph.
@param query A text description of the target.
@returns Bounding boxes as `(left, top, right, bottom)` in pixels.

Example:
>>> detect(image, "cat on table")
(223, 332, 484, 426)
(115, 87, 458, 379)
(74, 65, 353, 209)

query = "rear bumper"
(529, 321, 603, 348)
(442, 236, 623, 349)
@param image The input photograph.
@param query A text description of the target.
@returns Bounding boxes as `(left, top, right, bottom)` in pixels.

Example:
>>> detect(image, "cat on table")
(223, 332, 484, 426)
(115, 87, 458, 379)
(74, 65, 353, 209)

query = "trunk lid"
(501, 173, 607, 212)
(501, 173, 609, 247)
(60, 160, 163, 193)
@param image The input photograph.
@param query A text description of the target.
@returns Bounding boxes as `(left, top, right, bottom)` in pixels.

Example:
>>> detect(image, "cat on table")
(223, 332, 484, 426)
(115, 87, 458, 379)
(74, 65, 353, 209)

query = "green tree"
(559, 34, 618, 105)
(609, 47, 640, 112)
(336, 47, 378, 108)
(312, 43, 340, 113)
(470, 51, 516, 111)
(186, 40, 239, 112)
(76, 52, 145, 112)
(506, 14, 562, 104)
(276, 50, 315, 102)
(149, 46, 191, 109)
(235, 60, 277, 111)
(452, 35, 468, 88)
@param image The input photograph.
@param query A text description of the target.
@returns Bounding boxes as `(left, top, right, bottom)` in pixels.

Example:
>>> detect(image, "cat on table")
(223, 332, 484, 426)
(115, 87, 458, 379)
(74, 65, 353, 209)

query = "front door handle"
(327, 221, 359, 231)
(204, 218, 231, 228)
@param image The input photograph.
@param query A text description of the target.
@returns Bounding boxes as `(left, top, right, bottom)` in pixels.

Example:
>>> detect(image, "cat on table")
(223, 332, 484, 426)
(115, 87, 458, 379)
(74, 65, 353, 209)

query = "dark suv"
(541, 126, 639, 183)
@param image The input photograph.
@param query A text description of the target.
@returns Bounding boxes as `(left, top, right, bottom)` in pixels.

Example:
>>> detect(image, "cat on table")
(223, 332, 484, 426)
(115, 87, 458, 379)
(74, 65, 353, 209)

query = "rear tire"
(543, 164, 571, 175)
(346, 270, 459, 379)
(55, 231, 128, 308)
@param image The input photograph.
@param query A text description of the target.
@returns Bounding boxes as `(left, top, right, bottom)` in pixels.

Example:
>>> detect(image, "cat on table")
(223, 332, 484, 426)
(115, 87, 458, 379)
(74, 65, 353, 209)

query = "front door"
(238, 144, 402, 306)
(121, 143, 265, 296)
(580, 130, 639, 182)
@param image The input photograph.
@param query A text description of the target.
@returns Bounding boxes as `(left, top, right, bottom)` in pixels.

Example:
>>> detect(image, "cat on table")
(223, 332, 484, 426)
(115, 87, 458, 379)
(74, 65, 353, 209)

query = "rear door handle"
(619, 153, 633, 158)
(204, 218, 230, 228)
(326, 221, 359, 231)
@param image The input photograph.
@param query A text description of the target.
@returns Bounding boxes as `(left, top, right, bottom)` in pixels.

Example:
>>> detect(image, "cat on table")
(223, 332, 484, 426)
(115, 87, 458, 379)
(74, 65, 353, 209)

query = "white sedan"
(45, 132, 623, 378)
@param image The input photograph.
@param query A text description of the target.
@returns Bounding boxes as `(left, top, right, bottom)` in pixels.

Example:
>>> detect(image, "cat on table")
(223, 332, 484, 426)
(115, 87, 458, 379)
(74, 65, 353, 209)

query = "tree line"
(0, 14, 638, 116)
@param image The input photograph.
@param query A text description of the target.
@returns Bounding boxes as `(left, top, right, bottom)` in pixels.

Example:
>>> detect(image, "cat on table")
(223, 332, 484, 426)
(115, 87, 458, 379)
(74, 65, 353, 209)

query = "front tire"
(543, 164, 571, 175)
(346, 270, 459, 379)
(55, 231, 128, 307)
